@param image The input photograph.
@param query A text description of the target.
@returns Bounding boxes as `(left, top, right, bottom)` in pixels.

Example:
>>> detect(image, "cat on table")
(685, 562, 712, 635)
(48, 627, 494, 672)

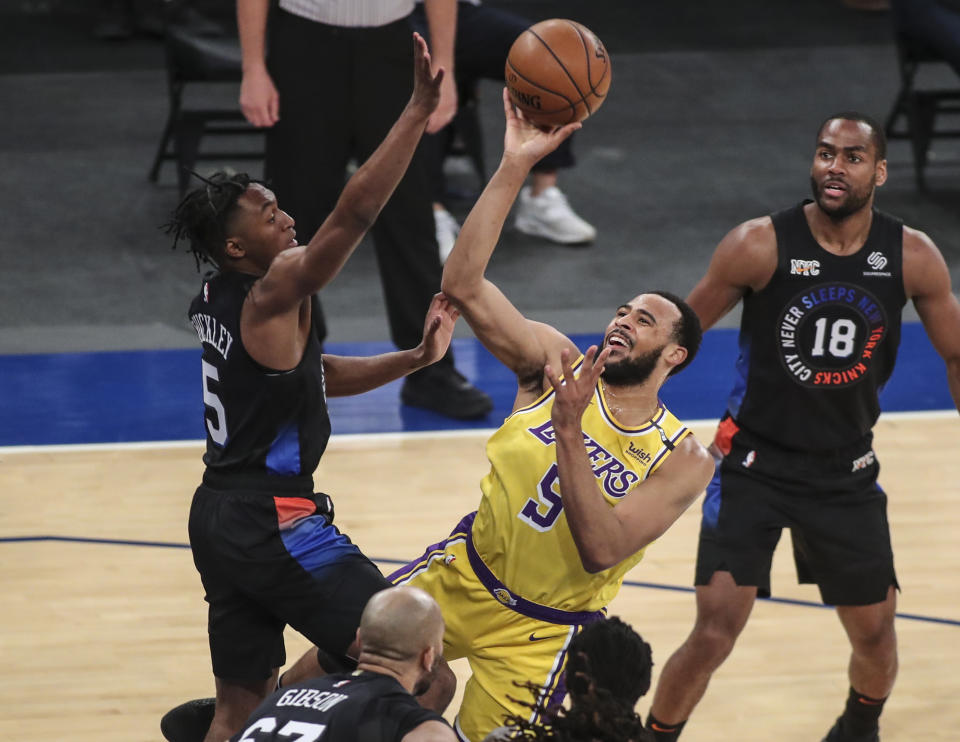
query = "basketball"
(505, 19, 611, 129)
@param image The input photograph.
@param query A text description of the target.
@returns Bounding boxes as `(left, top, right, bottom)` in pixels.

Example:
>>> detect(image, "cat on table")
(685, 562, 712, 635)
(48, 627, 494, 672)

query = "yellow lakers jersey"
(471, 357, 692, 613)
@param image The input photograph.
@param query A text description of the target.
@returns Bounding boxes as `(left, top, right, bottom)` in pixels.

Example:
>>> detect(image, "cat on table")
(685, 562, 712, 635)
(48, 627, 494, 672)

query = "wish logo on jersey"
(775, 282, 887, 388)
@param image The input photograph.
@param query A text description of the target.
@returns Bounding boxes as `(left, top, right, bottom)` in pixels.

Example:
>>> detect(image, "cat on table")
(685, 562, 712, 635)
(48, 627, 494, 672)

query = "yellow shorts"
(389, 514, 605, 742)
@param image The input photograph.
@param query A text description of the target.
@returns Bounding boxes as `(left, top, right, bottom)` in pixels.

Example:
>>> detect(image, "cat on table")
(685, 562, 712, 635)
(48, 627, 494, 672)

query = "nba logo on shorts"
(741, 450, 756, 468)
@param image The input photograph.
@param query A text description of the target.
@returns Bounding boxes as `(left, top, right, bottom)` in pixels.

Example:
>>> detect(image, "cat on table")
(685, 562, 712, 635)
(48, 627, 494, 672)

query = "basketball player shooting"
(386, 88, 715, 742)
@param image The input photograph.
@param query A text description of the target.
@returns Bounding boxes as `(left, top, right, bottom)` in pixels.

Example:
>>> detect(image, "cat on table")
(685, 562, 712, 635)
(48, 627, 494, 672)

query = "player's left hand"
(409, 32, 445, 121)
(545, 345, 611, 435)
(500, 87, 580, 168)
(415, 292, 460, 366)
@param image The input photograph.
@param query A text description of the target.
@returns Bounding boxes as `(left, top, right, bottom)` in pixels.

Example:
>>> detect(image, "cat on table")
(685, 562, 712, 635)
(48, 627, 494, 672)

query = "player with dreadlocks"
(160, 33, 459, 742)
(484, 617, 655, 742)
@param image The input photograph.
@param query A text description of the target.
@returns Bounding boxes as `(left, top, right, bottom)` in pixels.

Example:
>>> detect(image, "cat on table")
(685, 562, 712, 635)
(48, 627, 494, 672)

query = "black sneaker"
(821, 718, 880, 742)
(161, 697, 215, 742)
(401, 365, 493, 420)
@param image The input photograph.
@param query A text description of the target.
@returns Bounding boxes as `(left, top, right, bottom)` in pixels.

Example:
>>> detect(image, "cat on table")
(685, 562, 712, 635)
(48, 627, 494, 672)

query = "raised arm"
(903, 226, 960, 412)
(685, 217, 778, 330)
(441, 90, 581, 388)
(250, 33, 443, 318)
(545, 348, 714, 573)
(322, 294, 458, 397)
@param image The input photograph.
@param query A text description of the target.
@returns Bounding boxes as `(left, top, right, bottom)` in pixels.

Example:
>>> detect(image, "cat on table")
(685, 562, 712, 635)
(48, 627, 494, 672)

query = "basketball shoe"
(401, 363, 493, 420)
(821, 717, 880, 742)
(160, 697, 215, 742)
(514, 185, 596, 245)
(434, 206, 460, 264)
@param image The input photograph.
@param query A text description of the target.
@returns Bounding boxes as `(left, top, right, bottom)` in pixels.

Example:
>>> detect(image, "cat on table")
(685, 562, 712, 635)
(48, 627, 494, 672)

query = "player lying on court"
(386, 89, 715, 742)
(160, 33, 460, 742)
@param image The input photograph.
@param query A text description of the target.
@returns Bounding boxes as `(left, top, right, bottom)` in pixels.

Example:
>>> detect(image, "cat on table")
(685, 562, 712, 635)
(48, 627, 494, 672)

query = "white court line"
(0, 409, 956, 455)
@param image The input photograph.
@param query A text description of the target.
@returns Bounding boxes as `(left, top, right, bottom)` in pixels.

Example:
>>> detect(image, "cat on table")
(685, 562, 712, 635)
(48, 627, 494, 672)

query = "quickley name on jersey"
(188, 270, 330, 485)
(728, 201, 906, 452)
(471, 356, 692, 614)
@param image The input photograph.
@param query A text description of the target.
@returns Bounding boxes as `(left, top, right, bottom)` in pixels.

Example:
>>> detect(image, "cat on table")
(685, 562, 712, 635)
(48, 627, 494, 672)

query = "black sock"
(840, 686, 886, 736)
(646, 712, 686, 741)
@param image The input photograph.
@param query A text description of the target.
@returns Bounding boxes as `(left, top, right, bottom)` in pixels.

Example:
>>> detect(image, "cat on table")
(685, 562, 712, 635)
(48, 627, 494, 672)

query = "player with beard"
(385, 90, 715, 742)
(645, 112, 960, 742)
(229, 587, 456, 742)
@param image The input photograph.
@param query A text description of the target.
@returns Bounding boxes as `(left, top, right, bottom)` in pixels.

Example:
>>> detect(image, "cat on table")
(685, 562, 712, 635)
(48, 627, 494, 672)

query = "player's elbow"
(577, 545, 621, 574)
(439, 272, 478, 310)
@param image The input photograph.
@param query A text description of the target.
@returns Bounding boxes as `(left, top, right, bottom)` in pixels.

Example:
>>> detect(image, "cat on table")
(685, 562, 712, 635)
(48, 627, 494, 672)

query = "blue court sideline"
(0, 324, 950, 447)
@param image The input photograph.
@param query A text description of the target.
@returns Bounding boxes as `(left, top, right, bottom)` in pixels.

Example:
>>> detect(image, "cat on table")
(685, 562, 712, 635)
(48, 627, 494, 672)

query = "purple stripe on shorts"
(463, 516, 606, 626)
(386, 512, 475, 584)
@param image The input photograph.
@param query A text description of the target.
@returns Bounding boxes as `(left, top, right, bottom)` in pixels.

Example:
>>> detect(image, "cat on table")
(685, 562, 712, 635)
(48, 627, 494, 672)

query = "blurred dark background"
(1, 0, 958, 353)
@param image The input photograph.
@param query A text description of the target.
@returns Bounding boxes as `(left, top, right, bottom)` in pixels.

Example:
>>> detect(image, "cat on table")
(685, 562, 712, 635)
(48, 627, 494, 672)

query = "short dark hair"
(816, 111, 887, 161)
(164, 171, 254, 270)
(566, 616, 653, 707)
(649, 290, 702, 376)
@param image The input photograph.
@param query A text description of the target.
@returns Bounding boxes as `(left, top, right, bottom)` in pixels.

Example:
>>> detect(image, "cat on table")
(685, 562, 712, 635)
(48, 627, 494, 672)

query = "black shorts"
(188, 480, 390, 682)
(695, 423, 898, 606)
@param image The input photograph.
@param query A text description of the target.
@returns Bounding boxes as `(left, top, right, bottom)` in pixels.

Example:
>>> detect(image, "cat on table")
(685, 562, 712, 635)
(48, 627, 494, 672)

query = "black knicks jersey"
(188, 270, 330, 485)
(229, 671, 447, 742)
(727, 201, 906, 452)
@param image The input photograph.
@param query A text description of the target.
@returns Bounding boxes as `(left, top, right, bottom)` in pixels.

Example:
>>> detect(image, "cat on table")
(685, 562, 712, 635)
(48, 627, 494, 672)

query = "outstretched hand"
(409, 32, 445, 120)
(544, 345, 611, 436)
(416, 293, 461, 367)
(501, 88, 581, 168)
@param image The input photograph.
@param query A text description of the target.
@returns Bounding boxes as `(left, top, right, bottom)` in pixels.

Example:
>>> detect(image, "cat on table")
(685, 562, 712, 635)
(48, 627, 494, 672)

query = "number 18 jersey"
(728, 201, 906, 452)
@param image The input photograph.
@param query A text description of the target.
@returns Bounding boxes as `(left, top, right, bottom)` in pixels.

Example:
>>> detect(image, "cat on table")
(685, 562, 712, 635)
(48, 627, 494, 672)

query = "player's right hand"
(501, 87, 580, 169)
(409, 32, 444, 121)
(240, 66, 280, 128)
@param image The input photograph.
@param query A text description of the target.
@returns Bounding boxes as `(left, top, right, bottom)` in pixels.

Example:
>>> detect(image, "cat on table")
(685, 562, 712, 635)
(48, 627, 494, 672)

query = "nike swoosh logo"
(528, 633, 551, 642)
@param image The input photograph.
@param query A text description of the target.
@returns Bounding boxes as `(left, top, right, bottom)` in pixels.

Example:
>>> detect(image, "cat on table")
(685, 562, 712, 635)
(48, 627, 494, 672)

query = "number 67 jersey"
(730, 201, 906, 452)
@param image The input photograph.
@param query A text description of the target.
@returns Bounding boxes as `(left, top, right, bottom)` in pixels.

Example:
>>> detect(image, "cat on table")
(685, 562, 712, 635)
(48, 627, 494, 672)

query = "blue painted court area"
(0, 324, 950, 446)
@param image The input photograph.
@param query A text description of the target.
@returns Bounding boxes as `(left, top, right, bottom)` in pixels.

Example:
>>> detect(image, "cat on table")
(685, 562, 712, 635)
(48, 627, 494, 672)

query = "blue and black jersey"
(188, 270, 330, 489)
(229, 671, 447, 742)
(727, 201, 906, 452)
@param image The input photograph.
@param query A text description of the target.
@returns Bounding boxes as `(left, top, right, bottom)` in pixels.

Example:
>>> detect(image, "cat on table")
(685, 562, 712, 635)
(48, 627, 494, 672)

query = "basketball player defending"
(389, 89, 715, 742)
(163, 35, 459, 742)
(645, 113, 960, 742)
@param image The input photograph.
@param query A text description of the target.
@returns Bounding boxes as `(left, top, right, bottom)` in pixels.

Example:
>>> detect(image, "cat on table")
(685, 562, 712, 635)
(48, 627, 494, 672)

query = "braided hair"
(497, 617, 654, 742)
(500, 679, 651, 742)
(164, 171, 254, 271)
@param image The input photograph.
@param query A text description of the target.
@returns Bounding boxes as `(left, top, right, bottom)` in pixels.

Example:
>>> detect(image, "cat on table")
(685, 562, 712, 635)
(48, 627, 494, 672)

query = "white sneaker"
(434, 206, 460, 264)
(514, 186, 597, 245)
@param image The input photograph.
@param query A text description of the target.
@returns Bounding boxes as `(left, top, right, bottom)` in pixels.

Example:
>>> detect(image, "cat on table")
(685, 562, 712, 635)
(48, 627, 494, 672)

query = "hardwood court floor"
(1, 415, 958, 741)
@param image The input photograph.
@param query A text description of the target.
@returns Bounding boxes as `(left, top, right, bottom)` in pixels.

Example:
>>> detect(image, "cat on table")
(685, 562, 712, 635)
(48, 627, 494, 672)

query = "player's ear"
(421, 644, 436, 674)
(874, 158, 887, 187)
(224, 239, 244, 259)
(664, 344, 687, 371)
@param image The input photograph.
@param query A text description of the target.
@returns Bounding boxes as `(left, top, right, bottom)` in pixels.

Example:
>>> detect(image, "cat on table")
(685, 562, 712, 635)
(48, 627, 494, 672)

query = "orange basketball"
(505, 19, 611, 129)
